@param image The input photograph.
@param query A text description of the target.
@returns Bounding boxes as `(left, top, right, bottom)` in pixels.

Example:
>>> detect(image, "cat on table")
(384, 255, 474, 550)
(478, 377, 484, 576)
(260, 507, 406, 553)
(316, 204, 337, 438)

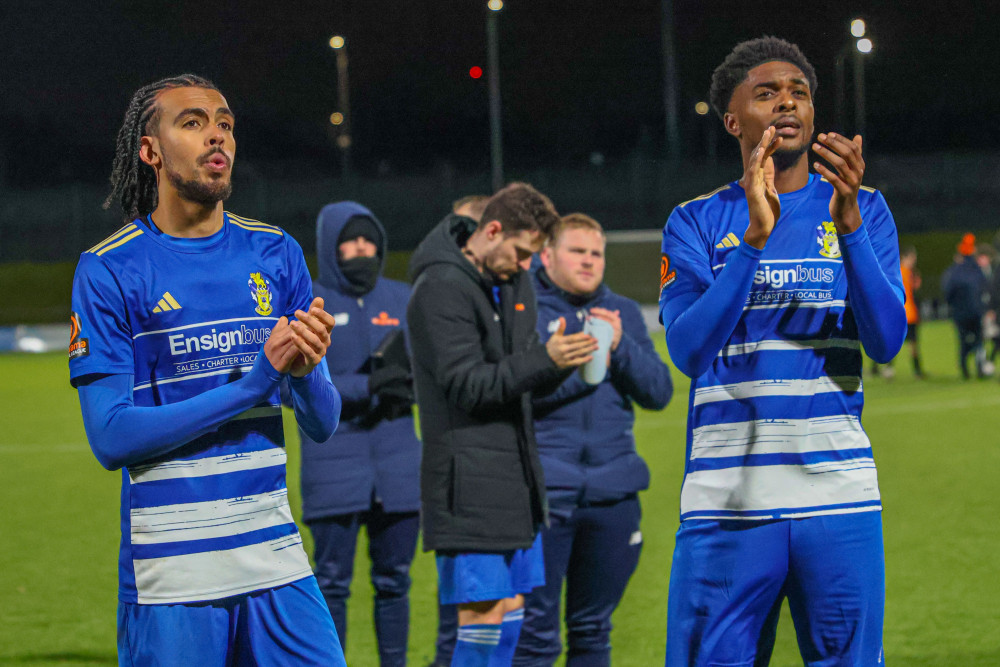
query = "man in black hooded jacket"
(407, 183, 596, 666)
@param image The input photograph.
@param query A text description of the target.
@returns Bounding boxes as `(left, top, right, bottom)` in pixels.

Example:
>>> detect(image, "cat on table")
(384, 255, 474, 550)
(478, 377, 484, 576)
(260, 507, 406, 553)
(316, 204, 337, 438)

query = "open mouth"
(772, 117, 801, 137)
(202, 152, 230, 171)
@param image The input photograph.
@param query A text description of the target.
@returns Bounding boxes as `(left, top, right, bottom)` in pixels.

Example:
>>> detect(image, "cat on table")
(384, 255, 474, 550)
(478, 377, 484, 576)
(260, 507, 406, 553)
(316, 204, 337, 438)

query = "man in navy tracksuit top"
(513, 213, 673, 666)
(298, 201, 420, 666)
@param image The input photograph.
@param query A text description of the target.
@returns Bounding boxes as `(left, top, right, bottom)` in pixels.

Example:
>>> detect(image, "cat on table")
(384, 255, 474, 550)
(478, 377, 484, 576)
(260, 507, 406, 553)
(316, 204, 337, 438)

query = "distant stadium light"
(850, 19, 866, 38)
(469, 66, 484, 79)
(329, 112, 345, 125)
(488, 0, 503, 10)
(694, 101, 710, 115)
(329, 35, 345, 49)
(856, 38, 873, 54)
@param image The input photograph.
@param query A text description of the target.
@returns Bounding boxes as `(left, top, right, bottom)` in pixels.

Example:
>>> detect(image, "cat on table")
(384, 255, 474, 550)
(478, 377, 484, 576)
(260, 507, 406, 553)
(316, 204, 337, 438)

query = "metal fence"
(2, 151, 998, 263)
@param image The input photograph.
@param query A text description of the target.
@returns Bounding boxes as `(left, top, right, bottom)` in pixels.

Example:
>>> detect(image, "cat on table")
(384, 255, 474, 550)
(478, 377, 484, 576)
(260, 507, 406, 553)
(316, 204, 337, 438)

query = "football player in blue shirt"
(69, 74, 346, 666)
(659, 38, 905, 665)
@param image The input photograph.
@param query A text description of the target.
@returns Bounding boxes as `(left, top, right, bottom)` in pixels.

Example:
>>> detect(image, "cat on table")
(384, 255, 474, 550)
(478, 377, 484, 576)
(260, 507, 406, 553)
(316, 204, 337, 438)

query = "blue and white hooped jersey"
(69, 213, 315, 604)
(660, 174, 902, 521)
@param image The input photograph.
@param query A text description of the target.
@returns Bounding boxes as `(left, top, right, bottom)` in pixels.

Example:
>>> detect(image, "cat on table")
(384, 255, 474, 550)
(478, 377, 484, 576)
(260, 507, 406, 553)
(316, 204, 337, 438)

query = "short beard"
(483, 257, 515, 282)
(166, 168, 233, 206)
(772, 145, 808, 172)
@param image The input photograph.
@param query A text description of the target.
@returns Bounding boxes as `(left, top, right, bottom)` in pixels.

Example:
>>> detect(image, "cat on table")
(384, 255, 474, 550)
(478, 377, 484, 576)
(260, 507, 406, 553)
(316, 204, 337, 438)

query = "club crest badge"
(816, 221, 841, 259)
(248, 272, 274, 316)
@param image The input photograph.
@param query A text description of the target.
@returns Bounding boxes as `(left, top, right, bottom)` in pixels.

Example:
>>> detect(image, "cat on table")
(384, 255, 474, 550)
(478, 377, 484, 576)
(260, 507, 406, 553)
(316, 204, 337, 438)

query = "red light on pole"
(469, 66, 483, 79)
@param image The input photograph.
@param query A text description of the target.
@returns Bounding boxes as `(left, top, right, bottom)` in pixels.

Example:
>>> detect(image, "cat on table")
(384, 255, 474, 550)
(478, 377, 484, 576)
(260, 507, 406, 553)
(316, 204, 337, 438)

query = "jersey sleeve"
(658, 201, 763, 378)
(863, 191, 906, 306)
(283, 235, 315, 318)
(839, 190, 907, 362)
(78, 349, 285, 470)
(657, 205, 714, 329)
(69, 253, 135, 386)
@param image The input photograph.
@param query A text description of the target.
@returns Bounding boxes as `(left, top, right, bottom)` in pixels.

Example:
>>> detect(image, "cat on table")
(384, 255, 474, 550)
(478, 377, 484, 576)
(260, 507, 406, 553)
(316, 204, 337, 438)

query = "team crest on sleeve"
(68, 312, 90, 360)
(816, 221, 842, 258)
(660, 254, 677, 290)
(248, 272, 274, 316)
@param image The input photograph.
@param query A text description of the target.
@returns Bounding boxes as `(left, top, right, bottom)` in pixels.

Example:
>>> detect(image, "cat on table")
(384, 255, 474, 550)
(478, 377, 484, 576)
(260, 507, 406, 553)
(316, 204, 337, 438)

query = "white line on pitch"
(864, 394, 1000, 416)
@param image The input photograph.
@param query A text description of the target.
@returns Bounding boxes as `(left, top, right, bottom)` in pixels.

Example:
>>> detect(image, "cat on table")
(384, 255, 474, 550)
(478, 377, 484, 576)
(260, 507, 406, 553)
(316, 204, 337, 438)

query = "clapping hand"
(545, 317, 598, 369)
(263, 297, 336, 377)
(740, 126, 783, 249)
(812, 132, 865, 234)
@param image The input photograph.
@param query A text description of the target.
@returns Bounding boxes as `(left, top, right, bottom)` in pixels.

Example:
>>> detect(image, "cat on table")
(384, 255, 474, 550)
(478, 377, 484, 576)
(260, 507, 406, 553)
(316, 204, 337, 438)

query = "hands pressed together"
(264, 297, 336, 377)
(742, 126, 867, 250)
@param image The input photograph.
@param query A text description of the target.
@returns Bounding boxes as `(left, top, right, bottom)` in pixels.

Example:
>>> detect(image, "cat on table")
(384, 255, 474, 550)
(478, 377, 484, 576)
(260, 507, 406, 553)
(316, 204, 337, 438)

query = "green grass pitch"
(1, 320, 998, 665)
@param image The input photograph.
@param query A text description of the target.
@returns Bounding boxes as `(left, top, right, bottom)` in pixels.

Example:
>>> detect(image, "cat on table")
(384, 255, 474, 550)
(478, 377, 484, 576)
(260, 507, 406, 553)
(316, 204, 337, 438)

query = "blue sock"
(488, 608, 524, 666)
(452, 623, 501, 667)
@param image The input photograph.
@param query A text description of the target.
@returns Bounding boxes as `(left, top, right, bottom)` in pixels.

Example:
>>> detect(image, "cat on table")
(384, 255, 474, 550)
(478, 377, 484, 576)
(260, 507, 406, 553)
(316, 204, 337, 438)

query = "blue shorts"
(437, 533, 545, 605)
(117, 576, 345, 666)
(665, 511, 885, 667)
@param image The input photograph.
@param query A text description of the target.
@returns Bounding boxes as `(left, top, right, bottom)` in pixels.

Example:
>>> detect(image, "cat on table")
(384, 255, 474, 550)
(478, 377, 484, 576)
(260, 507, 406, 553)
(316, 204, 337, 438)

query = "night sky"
(2, 0, 997, 186)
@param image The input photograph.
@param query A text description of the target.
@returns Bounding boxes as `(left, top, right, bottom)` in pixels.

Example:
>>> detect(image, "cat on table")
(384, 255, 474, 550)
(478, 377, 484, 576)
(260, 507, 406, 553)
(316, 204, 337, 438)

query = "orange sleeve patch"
(660, 254, 676, 289)
(68, 312, 90, 359)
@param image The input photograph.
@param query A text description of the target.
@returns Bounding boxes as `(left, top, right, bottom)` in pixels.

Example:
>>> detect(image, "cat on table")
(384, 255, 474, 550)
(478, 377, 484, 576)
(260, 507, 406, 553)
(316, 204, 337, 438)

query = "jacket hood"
(408, 213, 487, 288)
(316, 201, 387, 291)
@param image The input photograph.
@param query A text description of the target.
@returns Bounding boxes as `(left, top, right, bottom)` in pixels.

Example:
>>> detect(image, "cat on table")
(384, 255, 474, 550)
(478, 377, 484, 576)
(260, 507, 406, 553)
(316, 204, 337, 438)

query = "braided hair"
(103, 74, 219, 222)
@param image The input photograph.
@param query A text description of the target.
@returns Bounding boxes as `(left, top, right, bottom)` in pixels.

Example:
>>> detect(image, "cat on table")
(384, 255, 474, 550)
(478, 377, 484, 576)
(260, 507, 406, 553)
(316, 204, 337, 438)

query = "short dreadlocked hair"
(103, 74, 220, 222)
(709, 37, 817, 119)
(480, 182, 560, 239)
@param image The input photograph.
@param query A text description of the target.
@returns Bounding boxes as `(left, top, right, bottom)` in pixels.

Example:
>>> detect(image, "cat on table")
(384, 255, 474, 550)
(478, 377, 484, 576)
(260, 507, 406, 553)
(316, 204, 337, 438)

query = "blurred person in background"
(942, 233, 989, 379)
(297, 201, 420, 666)
(512, 213, 672, 666)
(407, 183, 597, 667)
(976, 243, 1000, 369)
(900, 246, 926, 378)
(871, 244, 925, 378)
(452, 194, 491, 223)
(659, 37, 905, 665)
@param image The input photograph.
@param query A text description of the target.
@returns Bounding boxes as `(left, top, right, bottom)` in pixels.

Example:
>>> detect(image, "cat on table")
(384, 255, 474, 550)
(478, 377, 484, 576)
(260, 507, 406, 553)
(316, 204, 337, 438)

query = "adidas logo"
(152, 292, 182, 313)
(716, 233, 741, 249)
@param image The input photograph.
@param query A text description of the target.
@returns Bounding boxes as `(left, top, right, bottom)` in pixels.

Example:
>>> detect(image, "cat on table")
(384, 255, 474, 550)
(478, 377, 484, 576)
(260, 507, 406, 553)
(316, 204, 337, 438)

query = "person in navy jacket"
(298, 201, 420, 667)
(514, 213, 673, 666)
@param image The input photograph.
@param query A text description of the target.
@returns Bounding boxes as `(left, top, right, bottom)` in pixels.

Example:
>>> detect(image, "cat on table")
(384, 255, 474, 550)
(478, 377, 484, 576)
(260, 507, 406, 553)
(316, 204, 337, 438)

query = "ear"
(539, 245, 553, 269)
(139, 135, 161, 169)
(723, 112, 740, 139)
(484, 220, 503, 240)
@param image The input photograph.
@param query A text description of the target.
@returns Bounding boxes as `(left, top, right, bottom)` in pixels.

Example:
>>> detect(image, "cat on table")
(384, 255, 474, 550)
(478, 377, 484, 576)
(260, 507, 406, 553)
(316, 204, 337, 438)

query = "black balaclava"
(338, 216, 382, 296)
